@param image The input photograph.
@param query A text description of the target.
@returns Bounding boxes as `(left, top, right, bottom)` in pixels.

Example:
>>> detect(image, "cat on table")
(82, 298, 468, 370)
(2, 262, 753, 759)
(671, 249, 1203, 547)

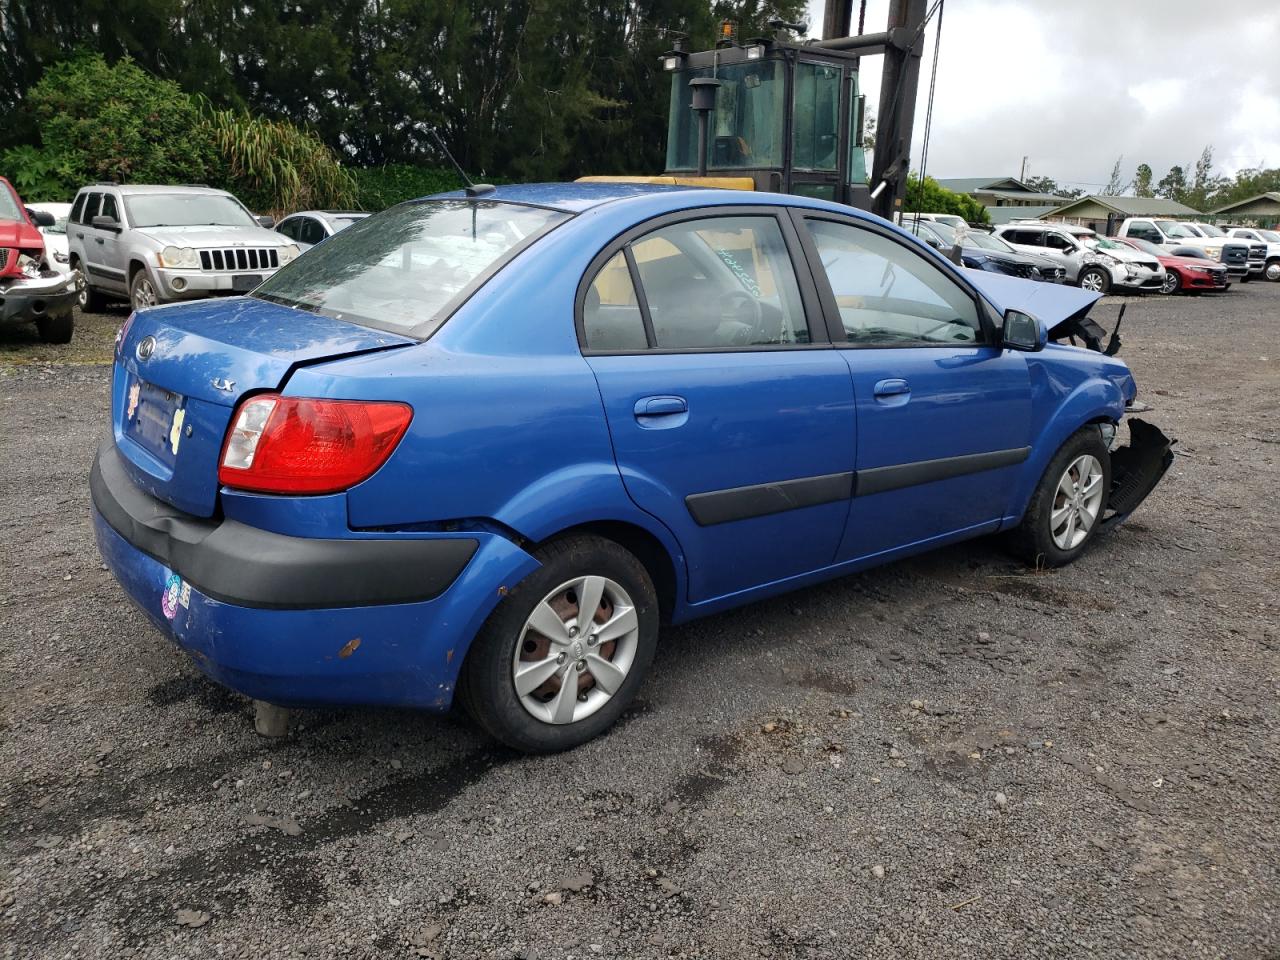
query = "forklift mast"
(658, 0, 926, 221)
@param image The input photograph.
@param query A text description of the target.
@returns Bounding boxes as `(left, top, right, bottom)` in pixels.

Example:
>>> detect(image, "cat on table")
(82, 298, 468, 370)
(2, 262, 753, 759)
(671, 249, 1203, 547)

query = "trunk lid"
(113, 296, 414, 517)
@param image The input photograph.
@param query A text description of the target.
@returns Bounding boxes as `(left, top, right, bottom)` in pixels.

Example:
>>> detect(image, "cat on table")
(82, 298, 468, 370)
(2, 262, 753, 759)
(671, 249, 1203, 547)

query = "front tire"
(130, 270, 162, 310)
(36, 312, 74, 344)
(1009, 427, 1111, 568)
(460, 535, 659, 753)
(1266, 259, 1280, 282)
(1161, 270, 1181, 294)
(1078, 266, 1110, 294)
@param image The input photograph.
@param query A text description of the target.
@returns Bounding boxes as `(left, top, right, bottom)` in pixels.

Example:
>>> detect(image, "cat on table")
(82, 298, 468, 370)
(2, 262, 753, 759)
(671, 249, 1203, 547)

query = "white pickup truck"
(1116, 217, 1252, 281)
(1223, 226, 1280, 282)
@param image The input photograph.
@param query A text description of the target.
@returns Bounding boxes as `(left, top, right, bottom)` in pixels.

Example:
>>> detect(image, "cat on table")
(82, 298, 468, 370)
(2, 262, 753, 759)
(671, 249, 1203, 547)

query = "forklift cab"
(662, 41, 871, 209)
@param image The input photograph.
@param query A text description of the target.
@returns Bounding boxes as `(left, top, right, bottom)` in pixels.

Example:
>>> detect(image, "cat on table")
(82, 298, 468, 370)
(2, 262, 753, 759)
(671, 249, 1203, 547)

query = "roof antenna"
(1105, 302, 1125, 356)
(421, 124, 494, 197)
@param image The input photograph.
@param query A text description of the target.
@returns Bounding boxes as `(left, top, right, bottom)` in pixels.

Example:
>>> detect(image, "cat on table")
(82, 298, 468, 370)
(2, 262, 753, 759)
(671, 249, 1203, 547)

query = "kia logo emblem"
(136, 336, 157, 361)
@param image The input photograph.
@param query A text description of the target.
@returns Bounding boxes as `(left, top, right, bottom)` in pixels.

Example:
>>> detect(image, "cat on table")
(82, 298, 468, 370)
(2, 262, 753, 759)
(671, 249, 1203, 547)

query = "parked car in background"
(275, 210, 370, 251)
(907, 219, 1066, 283)
(995, 221, 1164, 293)
(27, 202, 74, 275)
(92, 183, 1173, 752)
(896, 211, 968, 231)
(1223, 226, 1280, 281)
(1115, 236, 1229, 293)
(1174, 222, 1265, 280)
(68, 184, 300, 311)
(1116, 217, 1251, 281)
(0, 177, 78, 342)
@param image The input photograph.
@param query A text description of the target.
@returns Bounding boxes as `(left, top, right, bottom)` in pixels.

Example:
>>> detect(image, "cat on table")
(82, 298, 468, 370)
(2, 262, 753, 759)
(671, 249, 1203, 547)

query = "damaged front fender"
(1103, 418, 1175, 526)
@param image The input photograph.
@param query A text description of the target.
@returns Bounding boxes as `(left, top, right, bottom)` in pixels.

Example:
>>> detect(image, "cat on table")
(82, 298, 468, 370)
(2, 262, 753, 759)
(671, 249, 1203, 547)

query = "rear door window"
(298, 217, 327, 246)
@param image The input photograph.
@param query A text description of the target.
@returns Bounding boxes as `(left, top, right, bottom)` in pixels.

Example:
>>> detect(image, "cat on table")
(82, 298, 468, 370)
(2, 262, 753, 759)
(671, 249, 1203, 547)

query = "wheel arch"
(127, 258, 149, 283)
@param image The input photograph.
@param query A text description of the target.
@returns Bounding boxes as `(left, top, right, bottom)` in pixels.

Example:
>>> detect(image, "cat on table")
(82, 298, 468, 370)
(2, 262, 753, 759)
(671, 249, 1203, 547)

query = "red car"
(1116, 236, 1229, 294)
(1, 176, 79, 342)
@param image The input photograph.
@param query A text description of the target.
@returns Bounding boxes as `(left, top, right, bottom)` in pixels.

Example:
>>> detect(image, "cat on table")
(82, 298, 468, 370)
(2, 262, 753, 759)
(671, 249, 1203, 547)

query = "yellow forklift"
(583, 0, 931, 222)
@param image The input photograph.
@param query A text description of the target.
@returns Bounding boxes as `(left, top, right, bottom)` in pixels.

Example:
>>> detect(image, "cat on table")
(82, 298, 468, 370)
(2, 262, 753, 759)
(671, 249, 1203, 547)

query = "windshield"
(666, 61, 786, 170)
(1124, 237, 1163, 257)
(252, 200, 569, 338)
(0, 184, 23, 221)
(964, 230, 1014, 253)
(125, 193, 256, 228)
(1154, 220, 1192, 238)
(1193, 223, 1225, 237)
(1093, 236, 1127, 252)
(1258, 229, 1280, 242)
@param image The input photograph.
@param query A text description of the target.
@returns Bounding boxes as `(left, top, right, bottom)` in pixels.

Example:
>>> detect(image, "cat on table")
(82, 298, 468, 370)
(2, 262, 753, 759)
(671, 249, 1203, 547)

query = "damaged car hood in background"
(965, 271, 1111, 347)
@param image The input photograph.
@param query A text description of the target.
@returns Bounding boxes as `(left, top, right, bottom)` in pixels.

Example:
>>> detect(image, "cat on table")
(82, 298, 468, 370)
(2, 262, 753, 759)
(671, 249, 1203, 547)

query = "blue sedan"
(92, 183, 1173, 751)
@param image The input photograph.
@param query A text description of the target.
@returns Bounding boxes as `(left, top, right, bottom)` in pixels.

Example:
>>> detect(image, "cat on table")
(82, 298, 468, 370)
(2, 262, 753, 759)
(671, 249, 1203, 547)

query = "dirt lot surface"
(2, 286, 1277, 960)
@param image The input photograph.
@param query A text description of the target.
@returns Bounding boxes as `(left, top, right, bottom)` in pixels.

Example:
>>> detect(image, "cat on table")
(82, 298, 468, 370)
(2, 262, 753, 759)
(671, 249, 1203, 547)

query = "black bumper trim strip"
(91, 440, 478, 609)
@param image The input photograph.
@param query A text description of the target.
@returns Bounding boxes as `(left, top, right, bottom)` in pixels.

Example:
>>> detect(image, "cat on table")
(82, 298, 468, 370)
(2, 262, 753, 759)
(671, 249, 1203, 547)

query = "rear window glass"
(253, 200, 569, 338)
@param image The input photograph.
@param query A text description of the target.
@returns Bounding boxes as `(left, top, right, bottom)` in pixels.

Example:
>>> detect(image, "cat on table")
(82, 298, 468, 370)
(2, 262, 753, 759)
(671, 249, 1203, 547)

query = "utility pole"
(1020, 155, 1028, 181)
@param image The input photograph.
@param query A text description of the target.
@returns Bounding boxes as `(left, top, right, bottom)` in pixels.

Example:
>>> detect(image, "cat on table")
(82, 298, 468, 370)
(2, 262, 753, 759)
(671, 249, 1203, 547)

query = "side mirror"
(923, 235, 941, 249)
(1002, 309, 1046, 352)
(27, 208, 55, 228)
(91, 214, 119, 230)
(256, 215, 275, 228)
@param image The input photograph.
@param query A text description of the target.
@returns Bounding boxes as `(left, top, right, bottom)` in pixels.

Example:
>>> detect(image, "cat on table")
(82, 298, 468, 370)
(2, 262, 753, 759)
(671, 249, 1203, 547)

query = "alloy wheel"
(1161, 272, 1178, 294)
(1080, 270, 1105, 293)
(1050, 454, 1105, 550)
(74, 271, 89, 308)
(133, 277, 158, 309)
(512, 575, 639, 725)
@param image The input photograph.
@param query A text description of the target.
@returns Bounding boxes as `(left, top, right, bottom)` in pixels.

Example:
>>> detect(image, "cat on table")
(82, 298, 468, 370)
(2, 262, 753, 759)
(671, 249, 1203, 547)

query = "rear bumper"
(91, 440, 540, 708)
(0, 271, 78, 326)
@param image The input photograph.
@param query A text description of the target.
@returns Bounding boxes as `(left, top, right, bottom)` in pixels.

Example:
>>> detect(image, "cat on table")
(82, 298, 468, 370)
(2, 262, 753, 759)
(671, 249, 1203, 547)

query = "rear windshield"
(252, 199, 570, 338)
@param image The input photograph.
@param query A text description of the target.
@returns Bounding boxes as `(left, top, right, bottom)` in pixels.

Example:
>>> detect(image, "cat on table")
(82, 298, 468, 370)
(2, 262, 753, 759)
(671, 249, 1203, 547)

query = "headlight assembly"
(276, 244, 301, 266)
(159, 246, 199, 269)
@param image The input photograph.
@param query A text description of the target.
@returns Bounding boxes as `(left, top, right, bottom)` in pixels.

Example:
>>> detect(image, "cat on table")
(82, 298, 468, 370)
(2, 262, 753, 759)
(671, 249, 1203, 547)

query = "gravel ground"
(2, 286, 1277, 960)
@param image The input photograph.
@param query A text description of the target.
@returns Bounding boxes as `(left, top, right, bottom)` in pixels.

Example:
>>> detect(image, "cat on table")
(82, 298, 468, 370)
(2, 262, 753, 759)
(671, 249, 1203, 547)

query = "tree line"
(1022, 148, 1279, 213)
(0, 0, 804, 185)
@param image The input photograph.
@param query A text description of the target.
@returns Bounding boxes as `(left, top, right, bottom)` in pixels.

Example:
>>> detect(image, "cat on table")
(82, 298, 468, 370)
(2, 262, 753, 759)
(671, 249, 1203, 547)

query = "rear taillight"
(218, 394, 413, 495)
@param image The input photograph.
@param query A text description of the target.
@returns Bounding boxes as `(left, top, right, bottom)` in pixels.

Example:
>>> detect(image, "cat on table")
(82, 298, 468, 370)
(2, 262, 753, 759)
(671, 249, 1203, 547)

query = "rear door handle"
(873, 378, 910, 398)
(633, 396, 688, 417)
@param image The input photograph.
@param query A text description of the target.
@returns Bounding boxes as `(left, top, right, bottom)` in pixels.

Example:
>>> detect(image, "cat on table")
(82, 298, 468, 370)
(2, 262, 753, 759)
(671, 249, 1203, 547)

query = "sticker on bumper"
(161, 572, 191, 620)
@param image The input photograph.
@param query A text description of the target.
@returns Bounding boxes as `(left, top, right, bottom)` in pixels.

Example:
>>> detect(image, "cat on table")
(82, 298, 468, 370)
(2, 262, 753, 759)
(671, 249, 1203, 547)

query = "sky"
(802, 0, 1280, 190)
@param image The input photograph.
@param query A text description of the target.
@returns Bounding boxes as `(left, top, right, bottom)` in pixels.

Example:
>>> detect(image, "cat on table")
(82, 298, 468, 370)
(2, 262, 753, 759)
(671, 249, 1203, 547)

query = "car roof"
(77, 184, 232, 196)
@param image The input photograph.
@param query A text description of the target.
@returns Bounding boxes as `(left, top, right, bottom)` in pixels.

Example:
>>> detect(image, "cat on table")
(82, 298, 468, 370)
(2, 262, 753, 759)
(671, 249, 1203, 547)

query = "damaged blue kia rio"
(92, 183, 1173, 752)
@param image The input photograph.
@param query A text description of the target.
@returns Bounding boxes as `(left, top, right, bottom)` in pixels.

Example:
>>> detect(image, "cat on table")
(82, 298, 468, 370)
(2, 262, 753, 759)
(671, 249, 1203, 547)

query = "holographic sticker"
(161, 573, 183, 620)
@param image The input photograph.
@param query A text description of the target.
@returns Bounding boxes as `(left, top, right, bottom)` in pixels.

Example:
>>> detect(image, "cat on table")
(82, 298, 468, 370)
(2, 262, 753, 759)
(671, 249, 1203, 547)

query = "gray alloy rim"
(75, 270, 89, 308)
(1266, 261, 1280, 282)
(1050, 454, 1105, 551)
(512, 575, 639, 725)
(1080, 270, 1105, 293)
(133, 276, 157, 309)
(1161, 272, 1178, 294)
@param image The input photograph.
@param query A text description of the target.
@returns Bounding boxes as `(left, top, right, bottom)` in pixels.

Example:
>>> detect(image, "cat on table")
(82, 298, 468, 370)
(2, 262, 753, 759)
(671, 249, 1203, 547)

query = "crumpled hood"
(0, 217, 43, 250)
(966, 270, 1102, 329)
(134, 224, 291, 248)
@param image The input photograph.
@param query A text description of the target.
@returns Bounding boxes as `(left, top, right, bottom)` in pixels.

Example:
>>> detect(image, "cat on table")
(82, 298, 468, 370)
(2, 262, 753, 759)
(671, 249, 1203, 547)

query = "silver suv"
(67, 184, 300, 311)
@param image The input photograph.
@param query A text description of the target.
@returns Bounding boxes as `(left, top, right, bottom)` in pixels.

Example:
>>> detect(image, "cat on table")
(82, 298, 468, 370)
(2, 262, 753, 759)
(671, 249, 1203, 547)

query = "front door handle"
(873, 378, 910, 398)
(634, 396, 688, 417)
(95, 237, 105, 245)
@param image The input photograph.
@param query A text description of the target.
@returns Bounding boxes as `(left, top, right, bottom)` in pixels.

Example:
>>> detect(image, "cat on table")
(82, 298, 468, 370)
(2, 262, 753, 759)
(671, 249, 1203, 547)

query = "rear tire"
(460, 535, 659, 753)
(72, 264, 107, 313)
(36, 312, 74, 344)
(1078, 266, 1111, 294)
(1008, 426, 1111, 568)
(1266, 259, 1280, 282)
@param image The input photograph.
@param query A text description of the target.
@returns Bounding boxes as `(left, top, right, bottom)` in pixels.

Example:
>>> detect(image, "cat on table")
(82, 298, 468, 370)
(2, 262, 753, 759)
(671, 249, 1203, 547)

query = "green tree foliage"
(1103, 155, 1125, 195)
(905, 175, 990, 225)
(1156, 165, 1188, 202)
(0, 0, 805, 181)
(202, 105, 359, 216)
(1132, 163, 1154, 198)
(3, 53, 215, 198)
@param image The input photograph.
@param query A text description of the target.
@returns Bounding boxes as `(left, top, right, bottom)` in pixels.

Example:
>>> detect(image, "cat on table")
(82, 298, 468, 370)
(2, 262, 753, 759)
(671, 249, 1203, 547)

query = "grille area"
(198, 247, 280, 272)
(1247, 244, 1265, 263)
(1222, 245, 1248, 267)
(0, 248, 9, 270)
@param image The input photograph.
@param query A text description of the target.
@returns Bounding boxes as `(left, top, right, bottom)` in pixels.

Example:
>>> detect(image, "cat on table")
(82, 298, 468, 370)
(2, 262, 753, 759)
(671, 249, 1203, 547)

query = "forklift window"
(665, 62, 785, 171)
(793, 63, 841, 172)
